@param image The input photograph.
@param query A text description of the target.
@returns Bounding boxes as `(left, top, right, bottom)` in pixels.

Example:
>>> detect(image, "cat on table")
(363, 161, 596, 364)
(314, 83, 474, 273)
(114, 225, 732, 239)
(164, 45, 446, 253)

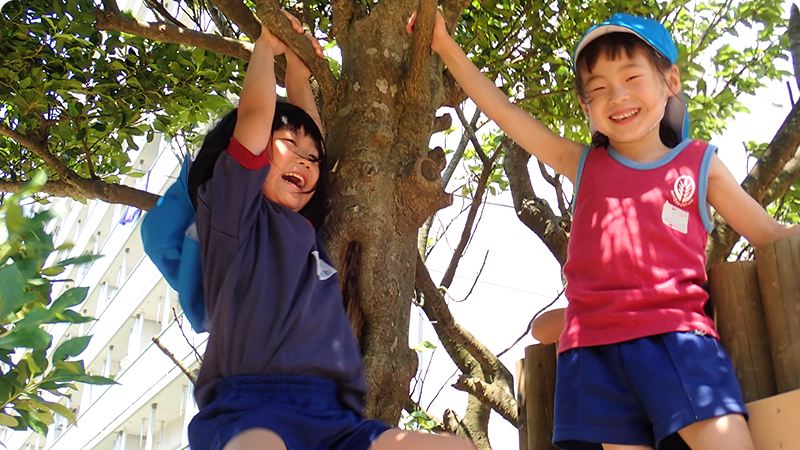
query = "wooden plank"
(746, 388, 800, 450)
(524, 344, 557, 450)
(517, 358, 528, 450)
(755, 236, 800, 393)
(709, 261, 777, 402)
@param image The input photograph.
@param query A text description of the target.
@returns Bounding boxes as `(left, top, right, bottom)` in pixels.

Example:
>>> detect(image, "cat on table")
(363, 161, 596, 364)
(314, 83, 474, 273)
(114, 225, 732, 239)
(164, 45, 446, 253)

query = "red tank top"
(560, 139, 718, 352)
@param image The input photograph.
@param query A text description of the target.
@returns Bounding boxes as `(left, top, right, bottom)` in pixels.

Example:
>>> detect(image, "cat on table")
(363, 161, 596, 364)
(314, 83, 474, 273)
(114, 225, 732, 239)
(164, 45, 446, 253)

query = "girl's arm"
(233, 26, 286, 155)
(282, 12, 324, 131)
(408, 12, 584, 182)
(707, 154, 800, 247)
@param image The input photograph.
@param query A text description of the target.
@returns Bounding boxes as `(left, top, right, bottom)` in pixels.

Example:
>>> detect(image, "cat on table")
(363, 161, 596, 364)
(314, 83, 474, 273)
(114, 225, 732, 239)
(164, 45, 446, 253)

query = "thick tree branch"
(330, 0, 356, 49)
(208, 0, 260, 40)
(406, 0, 437, 108)
(503, 138, 569, 266)
(453, 374, 518, 425)
(789, 4, 800, 92)
(0, 125, 160, 210)
(0, 124, 71, 179)
(706, 100, 800, 265)
(95, 5, 254, 61)
(253, 0, 337, 103)
(762, 149, 800, 206)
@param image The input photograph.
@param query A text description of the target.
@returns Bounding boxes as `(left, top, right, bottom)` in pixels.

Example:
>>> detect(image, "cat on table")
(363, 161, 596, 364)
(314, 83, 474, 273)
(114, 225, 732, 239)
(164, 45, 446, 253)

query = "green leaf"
(0, 327, 52, 351)
(51, 287, 89, 312)
(40, 401, 76, 425)
(0, 413, 19, 427)
(52, 335, 92, 361)
(73, 374, 117, 385)
(410, 340, 436, 352)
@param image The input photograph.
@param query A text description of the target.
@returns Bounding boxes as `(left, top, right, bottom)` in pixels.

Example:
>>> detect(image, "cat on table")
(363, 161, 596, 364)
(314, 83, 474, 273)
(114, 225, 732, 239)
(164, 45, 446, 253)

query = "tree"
(0, 174, 115, 435)
(2, 0, 799, 447)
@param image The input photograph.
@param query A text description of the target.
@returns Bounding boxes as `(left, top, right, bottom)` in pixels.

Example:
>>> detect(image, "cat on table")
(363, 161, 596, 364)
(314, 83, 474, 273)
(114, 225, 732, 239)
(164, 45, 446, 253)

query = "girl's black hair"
(187, 102, 328, 228)
(575, 32, 681, 149)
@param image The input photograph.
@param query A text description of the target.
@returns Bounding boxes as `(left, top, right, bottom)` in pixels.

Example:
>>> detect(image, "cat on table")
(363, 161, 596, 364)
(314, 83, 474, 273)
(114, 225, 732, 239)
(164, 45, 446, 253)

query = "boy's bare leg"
(369, 429, 477, 450)
(677, 414, 755, 450)
(223, 428, 287, 450)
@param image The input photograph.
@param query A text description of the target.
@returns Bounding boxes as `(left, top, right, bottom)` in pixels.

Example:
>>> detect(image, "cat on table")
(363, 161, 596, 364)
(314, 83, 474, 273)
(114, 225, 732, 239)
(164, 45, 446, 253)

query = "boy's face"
(579, 48, 680, 147)
(262, 127, 321, 212)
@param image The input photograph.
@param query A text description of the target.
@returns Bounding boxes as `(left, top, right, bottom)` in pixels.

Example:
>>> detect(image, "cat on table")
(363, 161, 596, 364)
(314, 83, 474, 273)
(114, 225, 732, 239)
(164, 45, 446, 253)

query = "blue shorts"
(188, 374, 391, 450)
(553, 332, 747, 450)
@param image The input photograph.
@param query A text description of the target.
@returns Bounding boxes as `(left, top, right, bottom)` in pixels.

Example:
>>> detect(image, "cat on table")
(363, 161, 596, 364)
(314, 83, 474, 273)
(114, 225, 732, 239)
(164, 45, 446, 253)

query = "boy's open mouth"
(282, 172, 306, 189)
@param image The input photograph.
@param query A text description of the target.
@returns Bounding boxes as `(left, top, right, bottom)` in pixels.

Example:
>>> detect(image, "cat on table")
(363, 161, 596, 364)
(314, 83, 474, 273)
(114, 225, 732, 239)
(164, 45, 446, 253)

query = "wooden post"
(708, 261, 777, 402)
(755, 236, 800, 393)
(516, 359, 528, 450)
(524, 344, 557, 450)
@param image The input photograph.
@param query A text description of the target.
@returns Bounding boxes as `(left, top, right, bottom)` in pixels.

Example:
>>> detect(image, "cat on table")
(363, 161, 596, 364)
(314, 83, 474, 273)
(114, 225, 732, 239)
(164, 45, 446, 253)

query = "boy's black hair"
(574, 32, 681, 149)
(187, 102, 328, 228)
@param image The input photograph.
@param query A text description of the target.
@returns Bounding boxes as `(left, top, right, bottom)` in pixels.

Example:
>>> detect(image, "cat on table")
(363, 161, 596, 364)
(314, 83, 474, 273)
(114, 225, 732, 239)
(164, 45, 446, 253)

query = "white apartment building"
(4, 132, 203, 450)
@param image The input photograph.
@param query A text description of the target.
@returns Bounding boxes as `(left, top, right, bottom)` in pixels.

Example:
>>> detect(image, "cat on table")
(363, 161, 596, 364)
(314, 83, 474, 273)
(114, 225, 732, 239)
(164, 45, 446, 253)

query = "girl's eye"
(285, 139, 297, 146)
(590, 86, 606, 93)
(307, 155, 320, 163)
(626, 75, 640, 82)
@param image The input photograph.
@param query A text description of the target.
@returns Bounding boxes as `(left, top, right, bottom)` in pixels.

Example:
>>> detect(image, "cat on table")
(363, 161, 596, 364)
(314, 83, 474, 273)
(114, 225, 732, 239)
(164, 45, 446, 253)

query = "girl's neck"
(608, 129, 673, 164)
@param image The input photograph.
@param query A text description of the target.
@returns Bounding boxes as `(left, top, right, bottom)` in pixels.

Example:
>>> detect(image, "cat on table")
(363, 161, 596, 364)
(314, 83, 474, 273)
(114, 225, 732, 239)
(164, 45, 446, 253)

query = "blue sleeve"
(141, 159, 208, 332)
(141, 159, 194, 290)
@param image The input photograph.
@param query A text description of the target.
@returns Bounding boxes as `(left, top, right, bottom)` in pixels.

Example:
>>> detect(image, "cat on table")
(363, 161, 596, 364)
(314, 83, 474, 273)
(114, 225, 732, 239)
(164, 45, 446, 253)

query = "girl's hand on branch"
(281, 10, 325, 59)
(406, 9, 450, 54)
(257, 25, 287, 56)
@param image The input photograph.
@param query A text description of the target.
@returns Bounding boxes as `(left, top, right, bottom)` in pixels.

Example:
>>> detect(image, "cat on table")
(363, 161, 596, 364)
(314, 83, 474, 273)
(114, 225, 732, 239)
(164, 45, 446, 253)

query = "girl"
(147, 13, 477, 450)
(408, 11, 800, 450)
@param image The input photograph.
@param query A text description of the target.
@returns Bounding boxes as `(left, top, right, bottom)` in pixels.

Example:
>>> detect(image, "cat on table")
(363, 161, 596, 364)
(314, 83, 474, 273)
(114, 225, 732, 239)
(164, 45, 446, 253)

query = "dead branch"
(152, 336, 197, 384)
(208, 0, 260, 39)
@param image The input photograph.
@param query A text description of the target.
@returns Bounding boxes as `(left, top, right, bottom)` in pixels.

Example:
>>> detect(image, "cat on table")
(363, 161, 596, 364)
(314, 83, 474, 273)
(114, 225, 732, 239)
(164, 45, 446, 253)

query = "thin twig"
(173, 307, 203, 364)
(496, 287, 565, 358)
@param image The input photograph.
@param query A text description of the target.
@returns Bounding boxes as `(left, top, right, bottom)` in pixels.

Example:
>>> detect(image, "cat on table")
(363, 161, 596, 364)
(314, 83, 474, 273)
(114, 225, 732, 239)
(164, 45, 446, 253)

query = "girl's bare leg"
(369, 429, 476, 450)
(223, 428, 287, 450)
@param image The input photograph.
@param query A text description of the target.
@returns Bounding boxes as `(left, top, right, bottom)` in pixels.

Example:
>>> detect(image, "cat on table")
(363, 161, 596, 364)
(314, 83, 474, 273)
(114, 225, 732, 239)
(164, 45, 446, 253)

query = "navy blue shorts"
(188, 374, 391, 450)
(553, 332, 747, 450)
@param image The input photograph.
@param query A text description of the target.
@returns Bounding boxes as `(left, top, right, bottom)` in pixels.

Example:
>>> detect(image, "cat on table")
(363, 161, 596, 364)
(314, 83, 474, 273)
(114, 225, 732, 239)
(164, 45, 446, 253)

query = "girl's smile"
(580, 49, 681, 159)
(262, 128, 321, 212)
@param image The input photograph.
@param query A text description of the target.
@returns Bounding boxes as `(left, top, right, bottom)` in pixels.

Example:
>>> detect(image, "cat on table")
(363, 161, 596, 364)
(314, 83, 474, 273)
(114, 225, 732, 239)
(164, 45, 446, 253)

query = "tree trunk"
(321, 1, 451, 424)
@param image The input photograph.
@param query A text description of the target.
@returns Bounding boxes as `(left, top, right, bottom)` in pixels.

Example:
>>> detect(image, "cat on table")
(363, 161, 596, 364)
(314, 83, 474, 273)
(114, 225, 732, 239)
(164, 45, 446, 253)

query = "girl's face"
(579, 48, 680, 148)
(262, 127, 321, 212)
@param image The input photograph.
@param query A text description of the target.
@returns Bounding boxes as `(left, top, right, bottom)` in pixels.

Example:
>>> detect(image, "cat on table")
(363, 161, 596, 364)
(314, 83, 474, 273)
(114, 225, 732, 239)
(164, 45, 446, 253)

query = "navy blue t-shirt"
(193, 137, 367, 413)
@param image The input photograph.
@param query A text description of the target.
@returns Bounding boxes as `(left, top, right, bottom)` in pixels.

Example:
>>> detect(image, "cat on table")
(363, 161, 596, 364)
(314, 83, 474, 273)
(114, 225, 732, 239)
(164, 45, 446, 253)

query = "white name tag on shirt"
(662, 202, 689, 234)
(312, 251, 337, 280)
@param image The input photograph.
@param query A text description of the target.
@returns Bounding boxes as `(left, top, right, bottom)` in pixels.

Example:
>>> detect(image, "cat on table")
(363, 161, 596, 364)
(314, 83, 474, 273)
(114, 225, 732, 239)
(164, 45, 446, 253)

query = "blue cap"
(573, 13, 690, 140)
(574, 13, 678, 67)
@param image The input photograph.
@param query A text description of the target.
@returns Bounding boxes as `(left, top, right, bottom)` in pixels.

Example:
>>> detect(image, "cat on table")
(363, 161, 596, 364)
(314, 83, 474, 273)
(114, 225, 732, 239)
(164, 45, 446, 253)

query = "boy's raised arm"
(408, 12, 583, 182)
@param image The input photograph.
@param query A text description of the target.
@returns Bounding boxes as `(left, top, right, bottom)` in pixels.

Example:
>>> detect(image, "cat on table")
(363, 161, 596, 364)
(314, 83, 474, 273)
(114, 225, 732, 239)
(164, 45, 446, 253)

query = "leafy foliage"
(0, 0, 242, 186)
(0, 173, 114, 435)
